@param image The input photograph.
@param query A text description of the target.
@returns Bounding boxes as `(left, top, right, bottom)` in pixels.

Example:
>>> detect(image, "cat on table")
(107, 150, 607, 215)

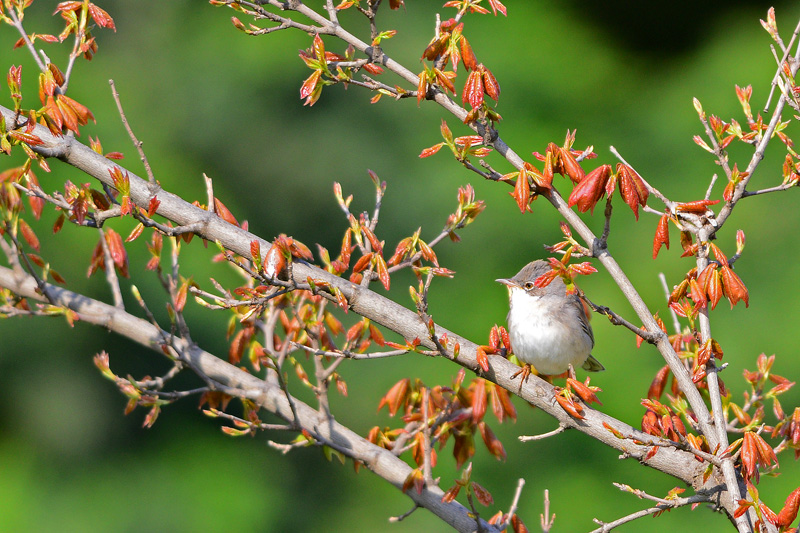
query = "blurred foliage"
(1, 0, 799, 531)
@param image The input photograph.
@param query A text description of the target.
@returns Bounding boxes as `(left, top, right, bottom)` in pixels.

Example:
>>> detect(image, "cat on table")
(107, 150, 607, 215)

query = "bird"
(496, 260, 604, 385)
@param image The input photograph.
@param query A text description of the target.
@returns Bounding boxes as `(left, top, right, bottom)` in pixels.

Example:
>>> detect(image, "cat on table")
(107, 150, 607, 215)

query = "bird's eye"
(523, 282, 535, 290)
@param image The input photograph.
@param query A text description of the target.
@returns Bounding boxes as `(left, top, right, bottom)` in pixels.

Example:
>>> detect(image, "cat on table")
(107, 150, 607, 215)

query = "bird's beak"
(495, 278, 517, 288)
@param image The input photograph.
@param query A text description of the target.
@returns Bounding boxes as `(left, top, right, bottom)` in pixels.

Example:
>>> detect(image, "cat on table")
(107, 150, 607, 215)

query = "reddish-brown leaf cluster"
(566, 377, 603, 406)
(254, 234, 312, 281)
(443, 0, 507, 16)
(773, 407, 800, 460)
(723, 163, 750, 202)
(145, 231, 162, 271)
(532, 132, 594, 184)
(0, 166, 44, 223)
(641, 399, 688, 442)
(668, 246, 749, 318)
(446, 184, 485, 241)
(416, 14, 503, 124)
(55, 1, 116, 31)
(555, 393, 583, 419)
(736, 84, 754, 121)
(502, 161, 552, 213)
(48, 1, 114, 62)
(782, 153, 800, 186)
(739, 431, 778, 483)
(552, 377, 603, 420)
(388, 227, 438, 268)
(296, 34, 356, 106)
(440, 462, 495, 511)
(87, 228, 129, 278)
(462, 64, 500, 109)
(215, 278, 365, 371)
(374, 372, 513, 473)
(419, 120, 493, 161)
(311, 204, 399, 291)
(567, 162, 649, 219)
(39, 65, 95, 136)
(476, 324, 511, 373)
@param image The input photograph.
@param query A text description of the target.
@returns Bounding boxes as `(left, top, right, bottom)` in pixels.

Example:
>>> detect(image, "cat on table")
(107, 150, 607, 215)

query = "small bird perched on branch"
(497, 260, 604, 385)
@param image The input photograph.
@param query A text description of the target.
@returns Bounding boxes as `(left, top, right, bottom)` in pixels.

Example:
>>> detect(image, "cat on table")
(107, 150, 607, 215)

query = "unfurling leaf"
(567, 377, 602, 405)
(471, 378, 486, 424)
(264, 243, 285, 279)
(476, 346, 490, 373)
(105, 229, 129, 277)
(568, 164, 611, 214)
(653, 214, 670, 259)
(511, 166, 531, 213)
(616, 163, 648, 220)
(463, 69, 484, 108)
(378, 378, 410, 416)
(776, 486, 800, 528)
(675, 199, 720, 214)
(460, 35, 477, 71)
(214, 197, 240, 227)
(471, 481, 494, 506)
(555, 394, 584, 419)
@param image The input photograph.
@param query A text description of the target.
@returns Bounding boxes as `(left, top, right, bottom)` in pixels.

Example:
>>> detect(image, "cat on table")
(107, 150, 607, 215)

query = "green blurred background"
(2, 1, 799, 531)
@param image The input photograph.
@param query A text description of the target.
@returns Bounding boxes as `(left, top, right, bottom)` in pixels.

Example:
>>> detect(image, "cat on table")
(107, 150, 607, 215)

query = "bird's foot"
(510, 364, 532, 393)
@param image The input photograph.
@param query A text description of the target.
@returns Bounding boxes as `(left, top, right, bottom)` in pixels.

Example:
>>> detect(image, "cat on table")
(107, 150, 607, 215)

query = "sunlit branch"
(519, 424, 567, 442)
(590, 488, 711, 533)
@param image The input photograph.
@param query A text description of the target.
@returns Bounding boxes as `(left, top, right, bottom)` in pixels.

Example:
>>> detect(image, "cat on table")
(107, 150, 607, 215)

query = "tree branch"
(0, 262, 498, 533)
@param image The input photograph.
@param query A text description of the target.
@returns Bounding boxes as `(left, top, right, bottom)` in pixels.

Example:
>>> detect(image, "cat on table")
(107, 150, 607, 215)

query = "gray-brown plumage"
(497, 260, 604, 376)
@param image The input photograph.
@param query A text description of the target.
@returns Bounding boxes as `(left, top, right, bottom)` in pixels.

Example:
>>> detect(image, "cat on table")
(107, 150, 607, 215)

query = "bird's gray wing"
(572, 293, 594, 347)
(582, 355, 605, 372)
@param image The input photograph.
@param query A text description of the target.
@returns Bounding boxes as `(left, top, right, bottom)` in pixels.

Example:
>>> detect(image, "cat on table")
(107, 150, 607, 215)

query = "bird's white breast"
(507, 287, 592, 375)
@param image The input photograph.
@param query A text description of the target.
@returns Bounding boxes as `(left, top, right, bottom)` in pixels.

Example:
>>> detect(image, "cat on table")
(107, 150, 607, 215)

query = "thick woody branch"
(0, 263, 495, 533)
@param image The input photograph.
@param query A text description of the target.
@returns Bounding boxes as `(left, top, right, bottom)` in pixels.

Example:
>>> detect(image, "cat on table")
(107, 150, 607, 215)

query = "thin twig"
(697, 115, 734, 183)
(741, 182, 799, 197)
(519, 424, 567, 442)
(389, 503, 421, 523)
(610, 146, 674, 209)
(504, 478, 525, 529)
(658, 272, 682, 335)
(97, 228, 125, 309)
(4, 221, 57, 305)
(109, 79, 156, 184)
(136, 362, 184, 390)
(764, 17, 800, 111)
(540, 489, 555, 533)
(6, 8, 47, 73)
(600, 197, 613, 247)
(590, 485, 711, 533)
(291, 343, 409, 360)
(140, 386, 207, 400)
(579, 290, 658, 343)
(704, 174, 718, 201)
(204, 173, 214, 214)
(421, 387, 433, 485)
